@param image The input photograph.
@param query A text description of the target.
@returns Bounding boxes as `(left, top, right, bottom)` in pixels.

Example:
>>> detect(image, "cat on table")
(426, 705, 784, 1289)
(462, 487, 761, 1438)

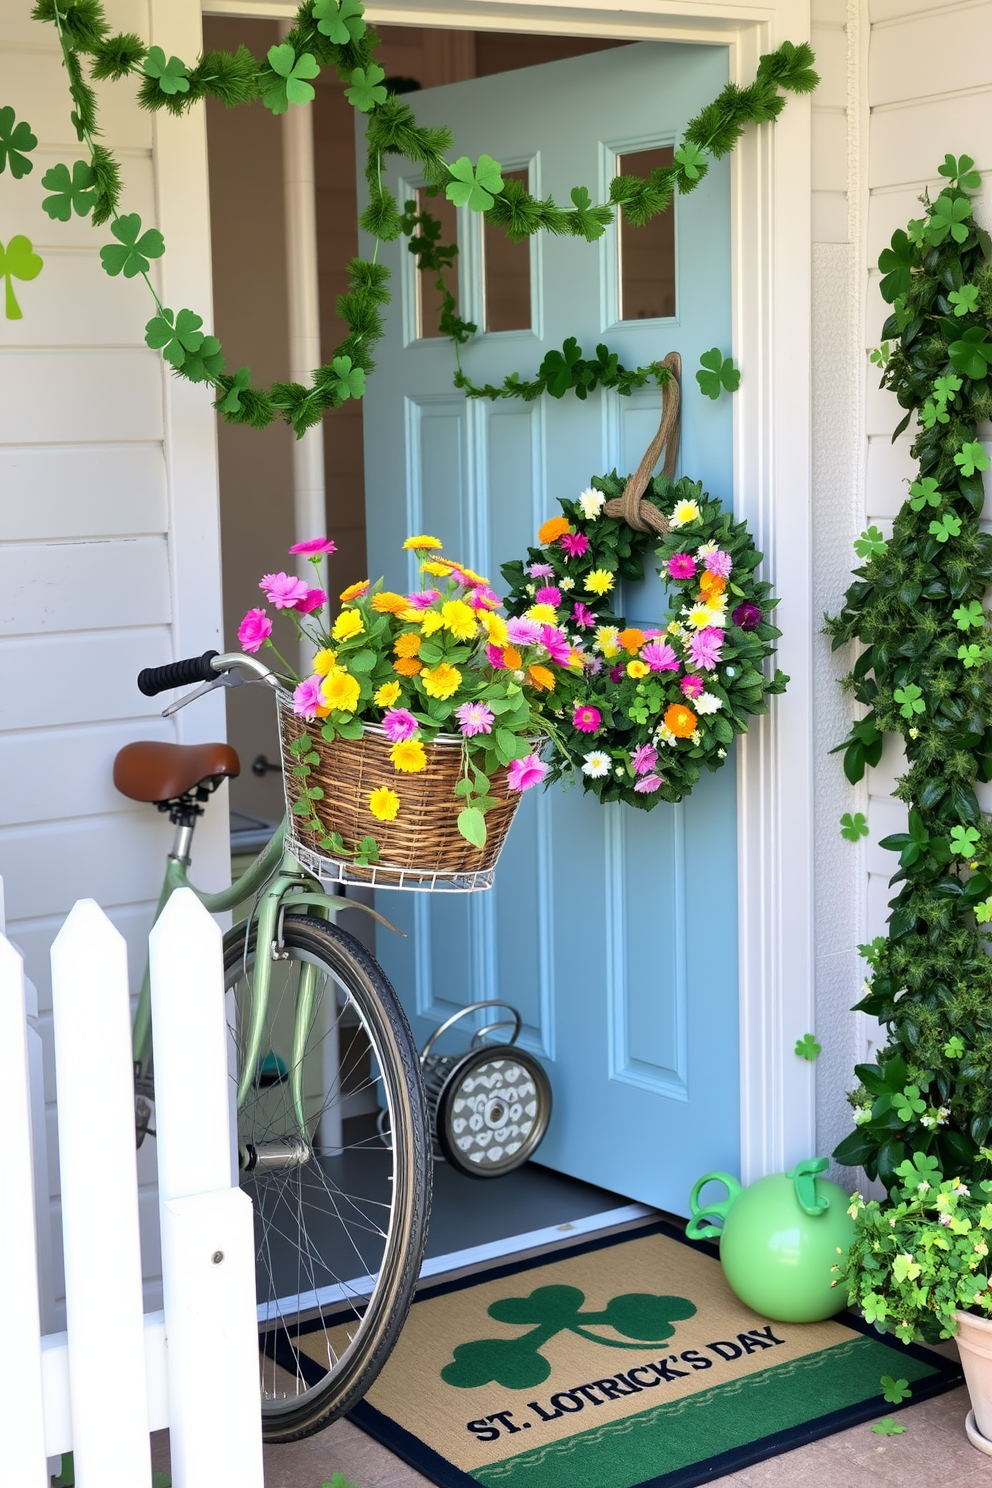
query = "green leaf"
(948, 327, 992, 380)
(840, 812, 869, 842)
(954, 440, 991, 479)
(948, 284, 979, 316)
(893, 1150, 941, 1191)
(929, 191, 971, 246)
(263, 44, 321, 114)
(329, 354, 365, 400)
(143, 44, 190, 97)
(182, 334, 224, 384)
(878, 229, 914, 302)
(446, 154, 504, 212)
(794, 1033, 821, 1061)
(880, 1376, 912, 1405)
(674, 141, 708, 181)
(540, 337, 583, 397)
(312, 0, 366, 45)
(218, 366, 252, 412)
(99, 213, 165, 278)
(854, 525, 886, 560)
(695, 347, 740, 400)
(345, 63, 387, 114)
(939, 153, 981, 190)
(0, 235, 43, 320)
(144, 306, 205, 368)
(0, 106, 37, 179)
(41, 160, 97, 221)
(457, 806, 487, 849)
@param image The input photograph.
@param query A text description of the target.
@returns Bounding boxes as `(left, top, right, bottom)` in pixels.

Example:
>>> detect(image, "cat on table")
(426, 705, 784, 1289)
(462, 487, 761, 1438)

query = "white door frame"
(202, 0, 816, 1183)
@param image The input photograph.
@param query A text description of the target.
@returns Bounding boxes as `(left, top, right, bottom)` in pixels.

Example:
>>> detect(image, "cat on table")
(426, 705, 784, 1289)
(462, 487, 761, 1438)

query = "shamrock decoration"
(872, 1417, 906, 1436)
(928, 512, 962, 544)
(41, 160, 97, 221)
(322, 1477, 358, 1488)
(100, 214, 165, 278)
(313, 0, 366, 45)
(893, 684, 925, 720)
(446, 154, 504, 212)
(892, 1085, 926, 1123)
(144, 307, 211, 370)
(854, 525, 887, 560)
(217, 365, 252, 413)
(0, 235, 43, 319)
(182, 334, 224, 384)
(569, 186, 610, 242)
(948, 328, 992, 381)
(893, 1150, 941, 1190)
(908, 478, 942, 512)
(957, 643, 991, 670)
(263, 44, 320, 114)
(949, 824, 981, 858)
(345, 63, 387, 114)
(939, 153, 981, 190)
(143, 45, 190, 97)
(328, 354, 364, 400)
(929, 192, 971, 246)
(880, 1376, 912, 1405)
(0, 105, 37, 179)
(674, 141, 708, 181)
(696, 348, 740, 400)
(541, 337, 584, 398)
(840, 812, 869, 843)
(878, 229, 914, 302)
(795, 1033, 821, 1061)
(954, 440, 991, 479)
(948, 284, 979, 316)
(944, 1035, 965, 1059)
(870, 342, 890, 369)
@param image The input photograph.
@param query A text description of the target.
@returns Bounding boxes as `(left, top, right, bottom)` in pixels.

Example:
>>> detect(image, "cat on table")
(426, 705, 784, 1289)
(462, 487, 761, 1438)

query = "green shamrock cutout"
(182, 334, 224, 384)
(313, 0, 366, 45)
(909, 478, 942, 512)
(100, 213, 165, 278)
(144, 306, 208, 369)
(872, 1417, 906, 1436)
(948, 328, 992, 380)
(881, 1375, 912, 1404)
(540, 338, 584, 398)
(143, 45, 190, 97)
(944, 1034, 965, 1059)
(674, 142, 708, 181)
(446, 154, 504, 212)
(958, 643, 991, 670)
(569, 186, 610, 242)
(263, 44, 320, 114)
(795, 1033, 821, 1061)
(939, 153, 981, 190)
(840, 812, 869, 843)
(950, 824, 981, 858)
(878, 229, 914, 303)
(870, 342, 890, 369)
(977, 898, 992, 924)
(322, 1477, 357, 1488)
(441, 1284, 697, 1390)
(929, 192, 971, 246)
(218, 365, 252, 412)
(949, 284, 979, 316)
(954, 441, 991, 479)
(0, 106, 37, 178)
(893, 684, 925, 719)
(696, 348, 740, 400)
(329, 354, 364, 400)
(929, 512, 962, 543)
(854, 525, 887, 560)
(892, 1084, 926, 1122)
(41, 160, 97, 221)
(345, 63, 387, 114)
(894, 1150, 941, 1191)
(0, 235, 43, 319)
(933, 374, 962, 405)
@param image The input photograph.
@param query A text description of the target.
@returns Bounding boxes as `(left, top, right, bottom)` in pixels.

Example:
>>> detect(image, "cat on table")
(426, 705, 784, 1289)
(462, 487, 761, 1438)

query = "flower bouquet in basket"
(237, 534, 577, 885)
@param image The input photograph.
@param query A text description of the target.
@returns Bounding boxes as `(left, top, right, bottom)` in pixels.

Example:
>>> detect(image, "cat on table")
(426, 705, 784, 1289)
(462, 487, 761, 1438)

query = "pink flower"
(382, 708, 418, 742)
(641, 641, 680, 672)
(528, 562, 555, 578)
(572, 601, 596, 630)
(668, 553, 696, 580)
(559, 532, 590, 559)
(467, 586, 500, 611)
(681, 673, 705, 699)
(406, 589, 441, 609)
(487, 643, 507, 669)
(260, 571, 310, 609)
(507, 754, 549, 791)
(507, 616, 541, 646)
(456, 701, 495, 737)
(573, 704, 602, 733)
(540, 625, 571, 665)
(585, 654, 603, 675)
(289, 537, 337, 556)
(535, 585, 562, 608)
(631, 744, 658, 775)
(688, 626, 723, 671)
(293, 675, 325, 719)
(609, 664, 624, 683)
(294, 587, 327, 615)
(634, 774, 664, 793)
(704, 549, 733, 578)
(238, 608, 272, 653)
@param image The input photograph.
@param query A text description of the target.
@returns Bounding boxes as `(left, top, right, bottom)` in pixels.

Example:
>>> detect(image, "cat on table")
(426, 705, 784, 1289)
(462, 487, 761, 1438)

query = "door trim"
(202, 0, 816, 1184)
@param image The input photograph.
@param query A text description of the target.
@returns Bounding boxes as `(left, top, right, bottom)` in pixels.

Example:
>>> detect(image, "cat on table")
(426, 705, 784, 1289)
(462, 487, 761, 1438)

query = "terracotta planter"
(954, 1309, 992, 1449)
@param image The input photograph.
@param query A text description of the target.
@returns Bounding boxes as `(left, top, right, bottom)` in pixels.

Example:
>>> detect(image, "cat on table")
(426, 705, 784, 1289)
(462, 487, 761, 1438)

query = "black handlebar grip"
(137, 650, 220, 697)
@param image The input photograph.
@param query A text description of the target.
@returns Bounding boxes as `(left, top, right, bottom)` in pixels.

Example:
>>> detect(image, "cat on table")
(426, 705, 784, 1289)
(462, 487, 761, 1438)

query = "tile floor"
(150, 1380, 992, 1487)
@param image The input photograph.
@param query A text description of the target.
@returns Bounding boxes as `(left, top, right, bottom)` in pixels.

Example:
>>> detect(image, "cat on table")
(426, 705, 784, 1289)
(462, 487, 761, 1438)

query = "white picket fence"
(1, 888, 264, 1488)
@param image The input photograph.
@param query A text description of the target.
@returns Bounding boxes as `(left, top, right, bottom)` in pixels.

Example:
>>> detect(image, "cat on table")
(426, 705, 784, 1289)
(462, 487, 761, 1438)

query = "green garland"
(828, 154, 992, 1191)
(13, 2, 816, 434)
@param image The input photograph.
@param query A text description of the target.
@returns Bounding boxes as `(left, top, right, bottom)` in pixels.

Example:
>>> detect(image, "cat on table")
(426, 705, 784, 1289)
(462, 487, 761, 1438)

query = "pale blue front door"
(361, 42, 738, 1213)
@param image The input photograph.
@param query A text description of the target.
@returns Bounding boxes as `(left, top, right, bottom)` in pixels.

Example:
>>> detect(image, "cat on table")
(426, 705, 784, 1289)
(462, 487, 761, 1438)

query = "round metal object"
(431, 1044, 552, 1179)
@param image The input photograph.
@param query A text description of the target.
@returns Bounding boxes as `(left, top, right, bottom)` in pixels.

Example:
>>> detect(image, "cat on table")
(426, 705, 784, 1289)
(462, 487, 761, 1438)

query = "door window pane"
(483, 169, 531, 332)
(414, 188, 459, 340)
(617, 145, 676, 321)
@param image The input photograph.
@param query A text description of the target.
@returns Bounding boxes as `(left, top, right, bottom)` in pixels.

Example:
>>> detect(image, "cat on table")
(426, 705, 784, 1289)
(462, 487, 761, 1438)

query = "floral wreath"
(500, 473, 787, 806)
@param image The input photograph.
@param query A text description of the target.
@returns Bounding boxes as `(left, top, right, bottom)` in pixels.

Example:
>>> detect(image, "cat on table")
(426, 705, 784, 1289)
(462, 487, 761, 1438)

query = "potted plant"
(836, 1156, 992, 1449)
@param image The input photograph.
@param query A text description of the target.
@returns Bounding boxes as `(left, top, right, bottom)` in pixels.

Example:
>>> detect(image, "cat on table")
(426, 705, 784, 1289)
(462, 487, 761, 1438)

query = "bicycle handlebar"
(137, 650, 220, 696)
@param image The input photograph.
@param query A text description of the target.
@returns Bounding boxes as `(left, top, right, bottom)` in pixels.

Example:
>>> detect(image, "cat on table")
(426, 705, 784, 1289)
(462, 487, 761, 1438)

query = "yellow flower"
(332, 609, 364, 642)
(375, 680, 402, 707)
(393, 657, 423, 676)
(538, 516, 571, 545)
(404, 535, 442, 551)
(594, 626, 620, 657)
(398, 606, 425, 623)
(528, 664, 556, 692)
(312, 648, 338, 675)
(393, 632, 422, 658)
(480, 610, 508, 646)
(421, 610, 445, 636)
(339, 580, 370, 602)
(526, 603, 559, 625)
(421, 560, 453, 577)
(441, 599, 478, 640)
(669, 499, 701, 528)
(627, 660, 649, 679)
(368, 786, 400, 821)
(321, 670, 361, 714)
(584, 569, 615, 596)
(371, 591, 409, 615)
(422, 663, 462, 699)
(687, 603, 719, 630)
(390, 738, 427, 773)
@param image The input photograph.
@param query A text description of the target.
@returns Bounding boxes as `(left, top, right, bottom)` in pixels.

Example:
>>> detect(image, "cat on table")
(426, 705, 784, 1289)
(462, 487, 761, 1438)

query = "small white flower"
(920, 1115, 936, 1129)
(693, 691, 723, 715)
(853, 1106, 872, 1126)
(909, 727, 920, 739)
(695, 540, 718, 557)
(862, 979, 872, 995)
(513, 670, 525, 682)
(955, 1184, 970, 1197)
(525, 583, 536, 596)
(691, 729, 702, 745)
(939, 1213, 953, 1227)
(582, 751, 612, 778)
(657, 725, 677, 747)
(717, 747, 727, 758)
(560, 576, 575, 591)
(938, 1106, 950, 1126)
(917, 1181, 930, 1192)
(614, 767, 624, 777)
(578, 487, 605, 521)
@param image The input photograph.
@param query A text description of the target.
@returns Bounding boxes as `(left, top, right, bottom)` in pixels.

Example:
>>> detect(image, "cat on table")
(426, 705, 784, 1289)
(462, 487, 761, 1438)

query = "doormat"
(287, 1219, 963, 1488)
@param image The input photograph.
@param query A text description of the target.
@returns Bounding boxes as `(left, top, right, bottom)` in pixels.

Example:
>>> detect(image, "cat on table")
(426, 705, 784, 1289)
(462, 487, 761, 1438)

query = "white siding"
(0, 0, 229, 1313)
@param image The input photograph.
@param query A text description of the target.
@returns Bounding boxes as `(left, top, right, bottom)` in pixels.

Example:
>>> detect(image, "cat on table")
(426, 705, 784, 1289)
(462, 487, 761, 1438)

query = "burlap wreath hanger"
(602, 350, 681, 536)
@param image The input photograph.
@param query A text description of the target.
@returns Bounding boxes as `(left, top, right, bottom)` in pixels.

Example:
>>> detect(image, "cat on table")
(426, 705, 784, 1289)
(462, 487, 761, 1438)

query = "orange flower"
(618, 628, 646, 654)
(665, 703, 698, 738)
(339, 580, 370, 602)
(393, 632, 422, 658)
(371, 591, 409, 615)
(699, 572, 726, 599)
(537, 516, 571, 546)
(528, 664, 556, 692)
(393, 656, 423, 676)
(503, 645, 522, 669)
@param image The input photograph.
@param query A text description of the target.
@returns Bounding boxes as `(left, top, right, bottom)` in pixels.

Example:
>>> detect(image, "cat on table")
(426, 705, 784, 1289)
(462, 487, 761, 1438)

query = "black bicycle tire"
(223, 913, 432, 1442)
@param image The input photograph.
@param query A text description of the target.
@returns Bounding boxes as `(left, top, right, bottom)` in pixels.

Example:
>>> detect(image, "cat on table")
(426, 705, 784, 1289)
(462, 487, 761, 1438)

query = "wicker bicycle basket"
(277, 690, 527, 892)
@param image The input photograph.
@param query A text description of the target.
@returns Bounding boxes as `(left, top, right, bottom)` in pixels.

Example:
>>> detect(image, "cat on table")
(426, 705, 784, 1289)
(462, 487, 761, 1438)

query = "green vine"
(20, 2, 816, 434)
(828, 154, 992, 1192)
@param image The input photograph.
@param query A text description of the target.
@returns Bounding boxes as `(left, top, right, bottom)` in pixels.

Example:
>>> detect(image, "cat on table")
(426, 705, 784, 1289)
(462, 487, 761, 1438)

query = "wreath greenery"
(500, 474, 787, 806)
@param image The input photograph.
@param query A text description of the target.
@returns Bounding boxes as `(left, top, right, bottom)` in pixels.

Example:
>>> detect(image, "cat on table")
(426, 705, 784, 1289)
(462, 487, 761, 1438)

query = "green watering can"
(686, 1158, 856, 1323)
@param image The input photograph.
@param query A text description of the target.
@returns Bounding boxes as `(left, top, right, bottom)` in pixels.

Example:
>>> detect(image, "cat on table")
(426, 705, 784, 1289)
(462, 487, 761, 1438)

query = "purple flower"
(609, 664, 624, 683)
(705, 549, 733, 578)
(528, 562, 555, 578)
(641, 641, 680, 672)
(293, 675, 325, 719)
(260, 571, 310, 609)
(507, 754, 549, 791)
(238, 608, 272, 654)
(631, 743, 658, 775)
(456, 701, 495, 737)
(294, 587, 327, 615)
(585, 654, 603, 674)
(540, 624, 571, 665)
(406, 588, 441, 609)
(681, 673, 705, 699)
(382, 708, 418, 742)
(688, 626, 724, 671)
(572, 602, 596, 630)
(733, 601, 762, 631)
(634, 774, 664, 794)
(289, 537, 337, 556)
(536, 585, 562, 608)
(507, 616, 542, 646)
(559, 532, 590, 559)
(667, 553, 696, 580)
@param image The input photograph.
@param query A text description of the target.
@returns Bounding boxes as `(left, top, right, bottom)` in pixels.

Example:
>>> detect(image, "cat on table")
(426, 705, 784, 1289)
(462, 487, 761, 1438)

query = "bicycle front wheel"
(224, 913, 431, 1441)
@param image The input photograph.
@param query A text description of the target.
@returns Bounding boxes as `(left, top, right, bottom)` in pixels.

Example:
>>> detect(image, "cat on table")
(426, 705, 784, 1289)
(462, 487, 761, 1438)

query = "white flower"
(853, 1106, 872, 1126)
(693, 691, 723, 715)
(717, 747, 727, 758)
(560, 576, 575, 591)
(582, 751, 611, 778)
(909, 727, 920, 739)
(513, 670, 525, 682)
(578, 487, 605, 521)
(920, 1115, 936, 1129)
(669, 498, 701, 528)
(695, 540, 718, 557)
(525, 583, 536, 596)
(939, 1213, 953, 1227)
(691, 730, 702, 745)
(938, 1106, 950, 1126)
(614, 767, 624, 777)
(656, 725, 677, 747)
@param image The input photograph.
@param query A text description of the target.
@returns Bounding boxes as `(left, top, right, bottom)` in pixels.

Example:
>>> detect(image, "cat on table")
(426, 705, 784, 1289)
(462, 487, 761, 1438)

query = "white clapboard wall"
(0, 0, 230, 1313)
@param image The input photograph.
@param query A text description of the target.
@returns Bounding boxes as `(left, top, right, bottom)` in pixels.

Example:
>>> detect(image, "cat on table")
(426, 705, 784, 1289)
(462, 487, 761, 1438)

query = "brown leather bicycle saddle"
(113, 741, 241, 803)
